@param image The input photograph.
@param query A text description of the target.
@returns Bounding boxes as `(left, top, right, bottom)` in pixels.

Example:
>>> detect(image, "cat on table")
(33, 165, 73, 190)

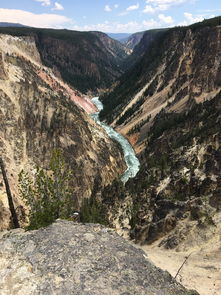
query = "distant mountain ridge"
(122, 28, 168, 71)
(108, 29, 167, 51)
(121, 31, 145, 49)
(0, 22, 27, 27)
(107, 33, 131, 42)
(90, 31, 131, 57)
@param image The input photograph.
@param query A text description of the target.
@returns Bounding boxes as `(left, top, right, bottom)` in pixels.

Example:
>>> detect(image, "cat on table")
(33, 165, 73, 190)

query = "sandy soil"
(143, 245, 221, 295)
(141, 214, 221, 295)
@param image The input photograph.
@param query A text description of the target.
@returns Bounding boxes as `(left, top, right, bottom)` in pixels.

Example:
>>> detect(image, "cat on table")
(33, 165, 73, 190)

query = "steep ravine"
(91, 97, 140, 183)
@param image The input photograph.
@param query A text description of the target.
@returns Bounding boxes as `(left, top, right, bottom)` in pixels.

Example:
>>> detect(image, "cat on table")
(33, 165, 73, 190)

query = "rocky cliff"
(100, 17, 221, 138)
(95, 18, 221, 294)
(122, 29, 167, 72)
(98, 16, 221, 260)
(0, 219, 198, 295)
(122, 31, 145, 50)
(0, 34, 126, 230)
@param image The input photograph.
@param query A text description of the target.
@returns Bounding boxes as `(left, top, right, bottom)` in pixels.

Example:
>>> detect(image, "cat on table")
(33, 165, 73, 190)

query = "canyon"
(0, 32, 127, 229)
(0, 16, 221, 295)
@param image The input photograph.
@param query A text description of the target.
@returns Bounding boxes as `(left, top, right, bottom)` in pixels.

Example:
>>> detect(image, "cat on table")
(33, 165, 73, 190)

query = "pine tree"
(18, 150, 74, 230)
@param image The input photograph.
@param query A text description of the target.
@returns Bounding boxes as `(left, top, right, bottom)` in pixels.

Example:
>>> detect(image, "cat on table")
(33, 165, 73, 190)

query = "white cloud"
(115, 21, 142, 31)
(143, 4, 170, 13)
(146, 0, 187, 4)
(104, 5, 112, 12)
(184, 12, 203, 23)
(72, 17, 169, 33)
(158, 4, 169, 10)
(198, 8, 221, 13)
(104, 4, 119, 12)
(143, 0, 191, 14)
(118, 11, 129, 16)
(158, 13, 174, 24)
(35, 0, 51, 6)
(73, 21, 142, 33)
(178, 12, 204, 26)
(0, 8, 72, 28)
(52, 2, 64, 11)
(143, 5, 156, 13)
(126, 3, 140, 11)
(142, 19, 158, 28)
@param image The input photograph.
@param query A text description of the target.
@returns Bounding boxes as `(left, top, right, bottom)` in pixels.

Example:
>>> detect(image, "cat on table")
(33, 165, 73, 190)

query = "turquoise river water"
(91, 97, 140, 183)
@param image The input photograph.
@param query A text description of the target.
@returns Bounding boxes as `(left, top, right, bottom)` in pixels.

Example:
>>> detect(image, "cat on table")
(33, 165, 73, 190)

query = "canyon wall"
(0, 34, 126, 229)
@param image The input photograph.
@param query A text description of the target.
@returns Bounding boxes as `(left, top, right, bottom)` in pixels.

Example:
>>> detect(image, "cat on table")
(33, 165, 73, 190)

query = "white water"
(91, 97, 140, 183)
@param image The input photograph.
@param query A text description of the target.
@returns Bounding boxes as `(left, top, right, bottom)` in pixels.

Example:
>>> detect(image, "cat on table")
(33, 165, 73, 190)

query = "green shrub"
(80, 196, 108, 225)
(80, 177, 109, 225)
(18, 150, 74, 230)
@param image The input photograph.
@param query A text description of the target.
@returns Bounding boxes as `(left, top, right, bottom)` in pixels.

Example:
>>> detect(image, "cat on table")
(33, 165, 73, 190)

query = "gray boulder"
(0, 220, 198, 295)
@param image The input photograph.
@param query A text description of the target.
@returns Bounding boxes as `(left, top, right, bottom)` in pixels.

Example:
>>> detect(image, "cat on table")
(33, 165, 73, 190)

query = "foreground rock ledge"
(0, 220, 198, 295)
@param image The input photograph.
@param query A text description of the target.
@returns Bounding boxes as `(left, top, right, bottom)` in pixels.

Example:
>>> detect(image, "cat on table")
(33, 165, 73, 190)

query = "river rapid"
(91, 97, 140, 183)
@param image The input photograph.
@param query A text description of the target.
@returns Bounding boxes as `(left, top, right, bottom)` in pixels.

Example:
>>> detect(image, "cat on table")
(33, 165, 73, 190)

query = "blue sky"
(0, 0, 220, 33)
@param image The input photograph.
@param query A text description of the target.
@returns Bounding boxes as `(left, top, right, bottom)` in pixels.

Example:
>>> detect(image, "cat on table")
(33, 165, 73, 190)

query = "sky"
(0, 0, 220, 33)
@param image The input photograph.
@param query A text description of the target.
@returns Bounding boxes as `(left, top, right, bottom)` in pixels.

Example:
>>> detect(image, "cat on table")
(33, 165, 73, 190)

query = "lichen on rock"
(0, 220, 198, 295)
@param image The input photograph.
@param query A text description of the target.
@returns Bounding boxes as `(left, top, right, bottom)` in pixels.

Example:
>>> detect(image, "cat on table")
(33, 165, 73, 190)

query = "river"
(91, 97, 140, 183)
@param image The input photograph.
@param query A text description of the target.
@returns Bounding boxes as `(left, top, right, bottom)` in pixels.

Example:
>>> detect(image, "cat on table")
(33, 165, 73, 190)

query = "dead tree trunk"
(174, 253, 192, 280)
(0, 157, 20, 228)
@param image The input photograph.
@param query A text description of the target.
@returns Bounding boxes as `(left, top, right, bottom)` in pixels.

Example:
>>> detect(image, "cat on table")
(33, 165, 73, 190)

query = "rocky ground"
(0, 220, 198, 295)
(145, 245, 221, 295)
(141, 211, 221, 295)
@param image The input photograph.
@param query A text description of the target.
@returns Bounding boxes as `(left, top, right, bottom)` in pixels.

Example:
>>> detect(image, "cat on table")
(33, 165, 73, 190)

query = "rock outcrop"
(0, 220, 197, 295)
